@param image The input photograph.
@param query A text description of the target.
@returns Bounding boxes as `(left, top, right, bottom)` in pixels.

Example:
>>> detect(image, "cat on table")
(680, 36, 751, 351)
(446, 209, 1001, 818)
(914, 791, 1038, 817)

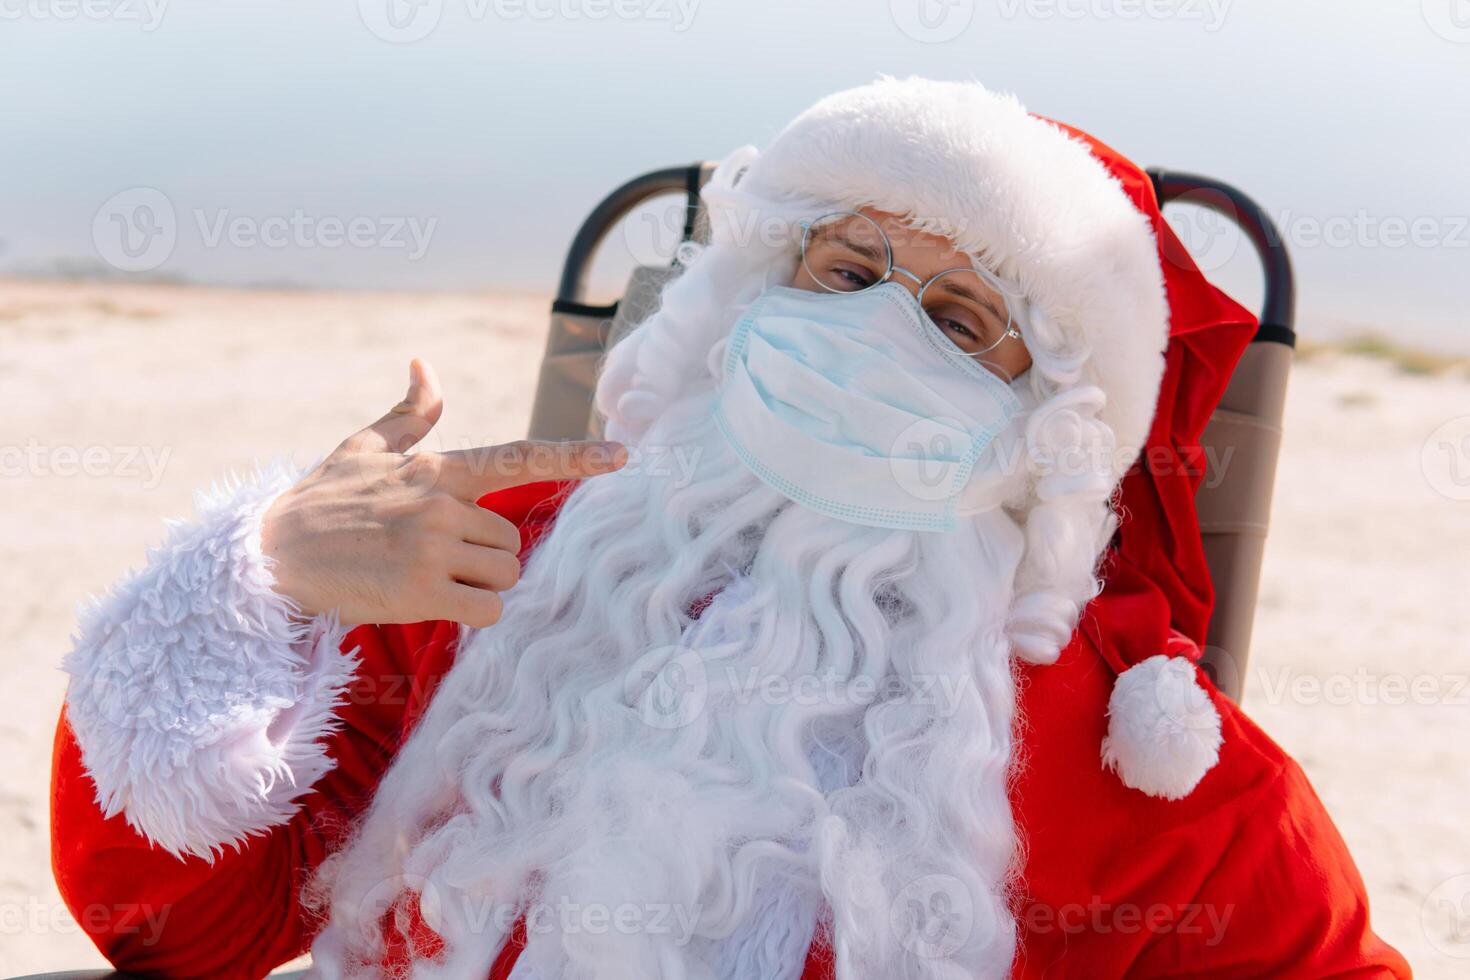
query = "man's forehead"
(851, 207, 967, 265)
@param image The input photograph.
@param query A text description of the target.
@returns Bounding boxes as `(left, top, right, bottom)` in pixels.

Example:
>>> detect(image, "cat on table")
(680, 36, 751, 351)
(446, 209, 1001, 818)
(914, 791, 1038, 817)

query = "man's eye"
(937, 317, 979, 341)
(827, 264, 876, 291)
(927, 304, 987, 350)
(934, 320, 986, 355)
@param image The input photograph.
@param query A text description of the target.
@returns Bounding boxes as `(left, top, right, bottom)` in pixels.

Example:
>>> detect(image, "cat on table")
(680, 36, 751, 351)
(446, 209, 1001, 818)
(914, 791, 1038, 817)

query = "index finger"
(438, 439, 628, 499)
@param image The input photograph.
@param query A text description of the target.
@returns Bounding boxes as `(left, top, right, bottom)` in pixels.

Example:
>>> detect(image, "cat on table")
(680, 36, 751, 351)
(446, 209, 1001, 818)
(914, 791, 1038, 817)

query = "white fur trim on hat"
(737, 75, 1170, 478)
(1101, 654, 1223, 800)
(62, 460, 360, 861)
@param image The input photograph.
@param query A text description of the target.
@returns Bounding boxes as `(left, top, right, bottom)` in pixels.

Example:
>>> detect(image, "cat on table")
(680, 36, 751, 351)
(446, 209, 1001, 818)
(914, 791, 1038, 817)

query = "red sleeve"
(1132, 753, 1412, 979)
(51, 479, 571, 979)
(50, 618, 460, 979)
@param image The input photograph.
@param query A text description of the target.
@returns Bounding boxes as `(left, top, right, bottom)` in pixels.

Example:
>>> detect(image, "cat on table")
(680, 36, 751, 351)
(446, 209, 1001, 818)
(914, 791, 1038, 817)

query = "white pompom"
(1101, 654, 1222, 800)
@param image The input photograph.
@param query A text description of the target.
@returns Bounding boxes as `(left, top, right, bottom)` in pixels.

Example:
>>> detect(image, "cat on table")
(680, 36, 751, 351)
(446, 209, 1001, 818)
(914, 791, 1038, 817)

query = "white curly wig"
(305, 77, 1170, 980)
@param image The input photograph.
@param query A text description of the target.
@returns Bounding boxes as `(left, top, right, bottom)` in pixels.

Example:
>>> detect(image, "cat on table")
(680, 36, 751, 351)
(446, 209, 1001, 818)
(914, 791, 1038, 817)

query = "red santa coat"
(51, 476, 1409, 979)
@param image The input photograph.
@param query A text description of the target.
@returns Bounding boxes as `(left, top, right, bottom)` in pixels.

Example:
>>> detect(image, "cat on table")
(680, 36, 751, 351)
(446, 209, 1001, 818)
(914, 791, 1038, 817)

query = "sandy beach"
(2, 278, 1465, 977)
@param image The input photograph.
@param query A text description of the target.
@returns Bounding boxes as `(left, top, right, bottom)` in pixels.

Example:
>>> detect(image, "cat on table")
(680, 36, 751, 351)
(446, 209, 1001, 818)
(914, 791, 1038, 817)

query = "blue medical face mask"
(714, 282, 1023, 533)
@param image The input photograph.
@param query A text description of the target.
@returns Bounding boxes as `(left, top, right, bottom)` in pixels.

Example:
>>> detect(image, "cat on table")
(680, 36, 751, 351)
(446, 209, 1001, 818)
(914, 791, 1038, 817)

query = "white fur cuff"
(1101, 655, 1223, 800)
(63, 461, 360, 861)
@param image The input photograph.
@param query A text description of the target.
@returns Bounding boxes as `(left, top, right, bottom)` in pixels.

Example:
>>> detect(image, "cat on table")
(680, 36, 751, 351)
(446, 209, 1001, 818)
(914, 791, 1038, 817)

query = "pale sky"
(2, 0, 1466, 350)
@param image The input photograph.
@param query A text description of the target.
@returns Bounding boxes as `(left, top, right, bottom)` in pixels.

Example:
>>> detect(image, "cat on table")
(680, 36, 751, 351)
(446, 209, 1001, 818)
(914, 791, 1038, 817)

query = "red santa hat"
(1054, 117, 1257, 798)
(730, 77, 1257, 799)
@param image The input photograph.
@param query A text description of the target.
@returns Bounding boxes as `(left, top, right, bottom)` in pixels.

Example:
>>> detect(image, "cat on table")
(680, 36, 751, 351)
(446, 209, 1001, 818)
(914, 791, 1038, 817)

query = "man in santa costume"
(52, 78, 1409, 979)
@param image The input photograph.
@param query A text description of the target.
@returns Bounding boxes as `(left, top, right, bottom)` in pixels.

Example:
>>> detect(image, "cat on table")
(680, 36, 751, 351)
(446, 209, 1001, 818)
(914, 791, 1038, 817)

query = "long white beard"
(307, 369, 1031, 980)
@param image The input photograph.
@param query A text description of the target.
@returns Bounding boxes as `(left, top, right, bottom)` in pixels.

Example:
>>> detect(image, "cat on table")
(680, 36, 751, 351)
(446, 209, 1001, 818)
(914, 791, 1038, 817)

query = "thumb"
(340, 358, 444, 455)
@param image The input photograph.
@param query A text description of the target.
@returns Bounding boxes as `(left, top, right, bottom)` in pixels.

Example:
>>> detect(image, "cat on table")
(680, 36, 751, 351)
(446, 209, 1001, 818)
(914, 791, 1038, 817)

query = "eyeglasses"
(798, 210, 1023, 361)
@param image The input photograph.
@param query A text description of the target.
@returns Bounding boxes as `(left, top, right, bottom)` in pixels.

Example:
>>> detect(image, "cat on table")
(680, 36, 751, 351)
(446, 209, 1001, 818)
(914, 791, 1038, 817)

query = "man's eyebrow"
(936, 277, 1006, 322)
(816, 230, 887, 264)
